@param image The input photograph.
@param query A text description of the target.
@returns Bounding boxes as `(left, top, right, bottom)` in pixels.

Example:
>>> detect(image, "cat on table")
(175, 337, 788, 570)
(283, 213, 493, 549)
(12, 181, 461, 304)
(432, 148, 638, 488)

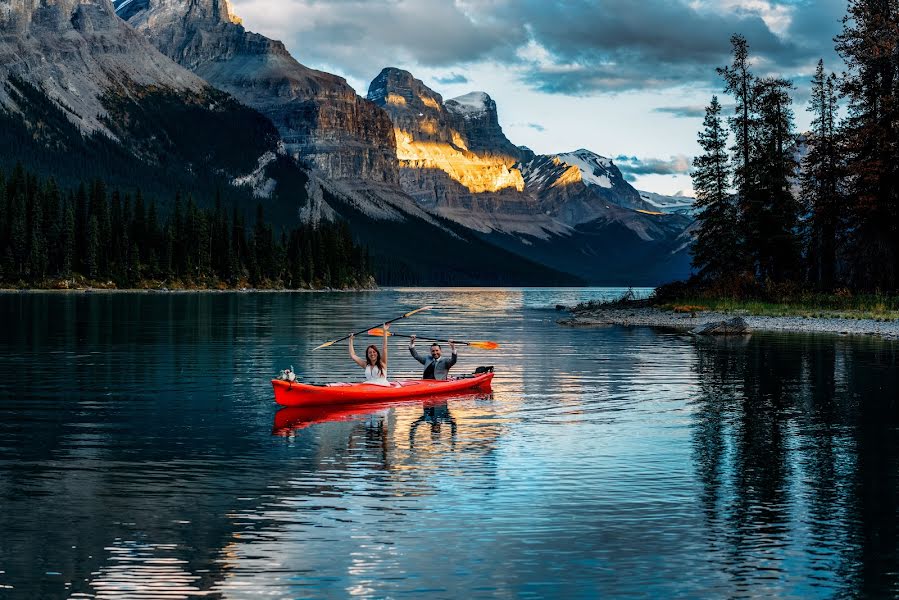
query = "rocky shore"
(559, 306, 899, 340)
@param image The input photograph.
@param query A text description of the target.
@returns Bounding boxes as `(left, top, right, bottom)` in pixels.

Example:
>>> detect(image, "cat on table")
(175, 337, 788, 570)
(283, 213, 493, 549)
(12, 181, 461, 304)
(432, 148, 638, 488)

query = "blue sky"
(231, 0, 846, 196)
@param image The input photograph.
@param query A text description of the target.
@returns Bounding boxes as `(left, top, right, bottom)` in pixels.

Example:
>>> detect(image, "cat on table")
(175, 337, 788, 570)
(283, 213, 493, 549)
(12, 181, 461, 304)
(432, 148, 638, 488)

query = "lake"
(0, 288, 897, 598)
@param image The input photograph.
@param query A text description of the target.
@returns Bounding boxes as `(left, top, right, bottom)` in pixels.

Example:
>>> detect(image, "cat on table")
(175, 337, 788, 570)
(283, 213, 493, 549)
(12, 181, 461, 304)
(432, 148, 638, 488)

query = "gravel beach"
(559, 306, 899, 340)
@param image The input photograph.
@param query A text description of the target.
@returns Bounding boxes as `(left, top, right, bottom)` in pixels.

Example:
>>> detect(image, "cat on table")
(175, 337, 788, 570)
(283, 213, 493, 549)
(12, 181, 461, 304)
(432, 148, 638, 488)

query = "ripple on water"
(0, 289, 897, 598)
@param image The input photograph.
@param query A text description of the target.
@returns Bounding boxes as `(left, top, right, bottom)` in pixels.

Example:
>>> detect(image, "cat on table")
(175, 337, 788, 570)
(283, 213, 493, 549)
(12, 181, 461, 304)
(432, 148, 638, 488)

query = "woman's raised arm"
(349, 333, 366, 367)
(382, 323, 389, 368)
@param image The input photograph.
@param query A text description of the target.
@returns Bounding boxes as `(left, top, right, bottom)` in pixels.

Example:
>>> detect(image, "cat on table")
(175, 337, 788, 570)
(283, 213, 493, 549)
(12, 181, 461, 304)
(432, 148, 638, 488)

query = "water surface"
(0, 288, 896, 598)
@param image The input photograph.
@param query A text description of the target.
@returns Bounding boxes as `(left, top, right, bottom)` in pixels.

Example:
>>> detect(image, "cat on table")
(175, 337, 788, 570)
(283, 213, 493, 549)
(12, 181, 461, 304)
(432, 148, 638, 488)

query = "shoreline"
(0, 286, 381, 294)
(559, 306, 899, 340)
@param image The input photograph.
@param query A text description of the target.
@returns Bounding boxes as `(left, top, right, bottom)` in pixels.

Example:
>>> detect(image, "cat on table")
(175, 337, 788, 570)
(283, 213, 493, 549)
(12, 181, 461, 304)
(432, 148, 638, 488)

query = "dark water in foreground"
(0, 288, 897, 599)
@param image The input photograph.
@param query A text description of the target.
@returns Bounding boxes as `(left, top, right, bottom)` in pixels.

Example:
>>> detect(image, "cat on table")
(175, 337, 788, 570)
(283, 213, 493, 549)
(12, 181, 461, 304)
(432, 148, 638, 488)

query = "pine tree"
(61, 197, 75, 278)
(43, 178, 60, 274)
(129, 241, 141, 285)
(89, 179, 110, 275)
(753, 76, 800, 281)
(9, 178, 27, 279)
(86, 215, 100, 279)
(835, 0, 899, 289)
(718, 35, 763, 278)
(691, 97, 740, 281)
(801, 60, 842, 289)
(74, 182, 88, 274)
(27, 192, 48, 281)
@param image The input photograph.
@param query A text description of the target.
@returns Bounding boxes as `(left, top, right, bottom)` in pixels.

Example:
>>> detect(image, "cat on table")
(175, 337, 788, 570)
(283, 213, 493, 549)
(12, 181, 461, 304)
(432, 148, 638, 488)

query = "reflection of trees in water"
(690, 335, 898, 596)
(846, 341, 898, 597)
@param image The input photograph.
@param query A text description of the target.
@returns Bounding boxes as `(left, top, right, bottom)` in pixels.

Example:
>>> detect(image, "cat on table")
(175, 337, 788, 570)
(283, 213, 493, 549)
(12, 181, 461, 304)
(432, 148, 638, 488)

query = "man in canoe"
(409, 335, 457, 380)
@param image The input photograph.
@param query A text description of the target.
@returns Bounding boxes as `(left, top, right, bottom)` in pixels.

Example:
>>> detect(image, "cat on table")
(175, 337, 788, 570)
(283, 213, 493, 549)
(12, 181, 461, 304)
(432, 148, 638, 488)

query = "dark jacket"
(409, 345, 457, 380)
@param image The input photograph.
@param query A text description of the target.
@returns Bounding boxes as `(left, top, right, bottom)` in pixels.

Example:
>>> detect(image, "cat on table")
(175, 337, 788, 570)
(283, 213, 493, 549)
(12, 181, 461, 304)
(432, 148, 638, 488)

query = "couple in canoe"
(348, 323, 457, 386)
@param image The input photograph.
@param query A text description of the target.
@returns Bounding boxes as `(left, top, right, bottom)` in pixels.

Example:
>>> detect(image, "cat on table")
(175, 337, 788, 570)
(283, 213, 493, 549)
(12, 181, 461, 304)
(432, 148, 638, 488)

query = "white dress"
(364, 364, 391, 386)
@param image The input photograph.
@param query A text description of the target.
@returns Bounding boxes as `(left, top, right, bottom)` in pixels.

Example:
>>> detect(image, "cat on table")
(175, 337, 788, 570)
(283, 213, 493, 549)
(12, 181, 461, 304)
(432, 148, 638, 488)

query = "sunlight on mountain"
(550, 164, 583, 188)
(223, 0, 242, 25)
(386, 93, 406, 106)
(451, 130, 468, 151)
(419, 95, 440, 110)
(394, 129, 525, 193)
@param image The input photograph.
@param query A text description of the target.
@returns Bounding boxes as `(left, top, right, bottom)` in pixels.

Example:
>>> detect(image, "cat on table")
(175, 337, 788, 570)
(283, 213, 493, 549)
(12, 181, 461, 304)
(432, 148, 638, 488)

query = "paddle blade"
(468, 341, 499, 350)
(312, 340, 336, 351)
(403, 306, 433, 318)
(367, 328, 393, 337)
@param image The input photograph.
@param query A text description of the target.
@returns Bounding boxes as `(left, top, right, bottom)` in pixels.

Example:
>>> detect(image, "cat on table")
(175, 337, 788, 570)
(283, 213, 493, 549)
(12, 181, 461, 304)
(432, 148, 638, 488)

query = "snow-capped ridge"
(446, 91, 491, 117)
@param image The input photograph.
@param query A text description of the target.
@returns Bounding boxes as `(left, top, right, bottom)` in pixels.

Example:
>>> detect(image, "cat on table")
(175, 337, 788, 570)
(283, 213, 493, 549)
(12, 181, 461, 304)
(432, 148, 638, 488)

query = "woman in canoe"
(349, 323, 390, 385)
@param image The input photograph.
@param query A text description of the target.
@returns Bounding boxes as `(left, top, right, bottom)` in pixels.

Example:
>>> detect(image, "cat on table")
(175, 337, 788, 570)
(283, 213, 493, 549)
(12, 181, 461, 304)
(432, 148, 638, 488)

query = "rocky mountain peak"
(445, 91, 492, 118)
(0, 0, 206, 134)
(119, 0, 399, 182)
(116, 0, 241, 26)
(367, 67, 444, 114)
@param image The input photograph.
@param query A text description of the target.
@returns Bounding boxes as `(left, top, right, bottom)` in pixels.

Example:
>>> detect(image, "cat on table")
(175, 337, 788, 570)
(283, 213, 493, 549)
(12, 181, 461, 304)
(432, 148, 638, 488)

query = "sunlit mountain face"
(369, 68, 526, 196)
(394, 129, 525, 194)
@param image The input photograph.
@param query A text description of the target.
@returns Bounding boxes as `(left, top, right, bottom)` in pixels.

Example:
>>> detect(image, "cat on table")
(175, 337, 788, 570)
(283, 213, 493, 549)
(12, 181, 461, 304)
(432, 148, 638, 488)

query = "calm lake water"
(0, 288, 897, 599)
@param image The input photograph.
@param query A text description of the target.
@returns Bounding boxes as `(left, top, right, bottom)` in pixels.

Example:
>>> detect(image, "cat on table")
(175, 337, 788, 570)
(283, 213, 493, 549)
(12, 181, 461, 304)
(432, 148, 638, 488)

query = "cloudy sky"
(231, 0, 847, 196)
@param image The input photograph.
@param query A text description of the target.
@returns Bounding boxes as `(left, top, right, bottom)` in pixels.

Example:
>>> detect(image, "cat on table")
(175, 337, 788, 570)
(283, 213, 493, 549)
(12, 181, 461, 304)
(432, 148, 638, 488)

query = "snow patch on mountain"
(638, 191, 696, 216)
(445, 92, 490, 118)
(555, 150, 615, 189)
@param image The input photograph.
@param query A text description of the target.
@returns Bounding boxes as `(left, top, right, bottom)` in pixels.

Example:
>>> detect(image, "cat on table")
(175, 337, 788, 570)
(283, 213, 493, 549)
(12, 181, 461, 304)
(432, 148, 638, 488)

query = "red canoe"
(271, 371, 494, 407)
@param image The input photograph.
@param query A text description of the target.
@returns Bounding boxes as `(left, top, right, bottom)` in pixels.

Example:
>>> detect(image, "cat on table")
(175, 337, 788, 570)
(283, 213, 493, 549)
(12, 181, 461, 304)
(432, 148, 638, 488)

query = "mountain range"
(0, 0, 695, 285)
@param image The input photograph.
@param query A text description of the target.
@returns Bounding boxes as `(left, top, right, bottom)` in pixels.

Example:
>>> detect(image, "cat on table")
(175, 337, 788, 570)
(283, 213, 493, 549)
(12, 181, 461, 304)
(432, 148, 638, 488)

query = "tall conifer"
(691, 97, 740, 281)
(801, 60, 842, 289)
(835, 0, 899, 289)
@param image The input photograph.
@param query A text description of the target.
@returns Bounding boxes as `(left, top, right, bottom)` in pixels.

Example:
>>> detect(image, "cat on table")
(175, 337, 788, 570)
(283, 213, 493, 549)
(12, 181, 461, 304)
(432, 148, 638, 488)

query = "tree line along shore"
(676, 1, 898, 311)
(0, 164, 373, 291)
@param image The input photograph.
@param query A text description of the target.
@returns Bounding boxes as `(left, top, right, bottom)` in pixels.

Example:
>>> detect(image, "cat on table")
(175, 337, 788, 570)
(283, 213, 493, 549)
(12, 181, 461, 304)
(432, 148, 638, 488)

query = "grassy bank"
(573, 286, 899, 321)
(653, 296, 899, 321)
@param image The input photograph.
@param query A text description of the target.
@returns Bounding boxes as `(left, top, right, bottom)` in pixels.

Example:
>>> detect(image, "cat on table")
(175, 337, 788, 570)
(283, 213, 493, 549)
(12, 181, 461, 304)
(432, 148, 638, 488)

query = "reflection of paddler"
(409, 401, 457, 448)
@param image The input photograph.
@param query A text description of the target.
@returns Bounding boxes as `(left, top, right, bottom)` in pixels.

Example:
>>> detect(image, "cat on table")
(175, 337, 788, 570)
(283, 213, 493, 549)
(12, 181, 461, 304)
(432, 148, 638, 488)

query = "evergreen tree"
(86, 215, 100, 279)
(61, 197, 75, 278)
(691, 97, 740, 281)
(717, 34, 756, 207)
(9, 175, 27, 279)
(0, 169, 6, 251)
(129, 241, 141, 285)
(800, 60, 842, 289)
(753, 76, 800, 281)
(74, 182, 88, 273)
(718, 34, 766, 277)
(27, 192, 48, 281)
(89, 179, 110, 274)
(835, 0, 899, 289)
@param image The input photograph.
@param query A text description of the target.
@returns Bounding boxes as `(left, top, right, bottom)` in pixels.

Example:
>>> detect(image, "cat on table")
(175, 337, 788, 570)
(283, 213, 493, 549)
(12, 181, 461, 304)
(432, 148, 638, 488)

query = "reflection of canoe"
(271, 371, 494, 407)
(272, 391, 493, 436)
(273, 400, 398, 435)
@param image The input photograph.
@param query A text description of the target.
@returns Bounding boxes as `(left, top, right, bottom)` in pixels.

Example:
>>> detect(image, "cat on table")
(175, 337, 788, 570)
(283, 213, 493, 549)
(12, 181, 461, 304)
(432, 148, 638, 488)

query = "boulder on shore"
(690, 317, 750, 336)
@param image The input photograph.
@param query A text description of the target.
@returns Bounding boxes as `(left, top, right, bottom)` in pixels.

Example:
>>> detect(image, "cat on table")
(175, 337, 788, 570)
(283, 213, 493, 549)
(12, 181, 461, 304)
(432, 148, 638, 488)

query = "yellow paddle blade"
(468, 341, 499, 350)
(367, 328, 393, 337)
(404, 306, 434, 317)
(312, 340, 336, 351)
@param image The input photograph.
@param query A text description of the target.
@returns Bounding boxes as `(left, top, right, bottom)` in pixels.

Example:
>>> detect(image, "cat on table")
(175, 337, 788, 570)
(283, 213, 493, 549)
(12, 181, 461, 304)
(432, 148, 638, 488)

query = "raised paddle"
(367, 328, 500, 350)
(311, 306, 434, 351)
